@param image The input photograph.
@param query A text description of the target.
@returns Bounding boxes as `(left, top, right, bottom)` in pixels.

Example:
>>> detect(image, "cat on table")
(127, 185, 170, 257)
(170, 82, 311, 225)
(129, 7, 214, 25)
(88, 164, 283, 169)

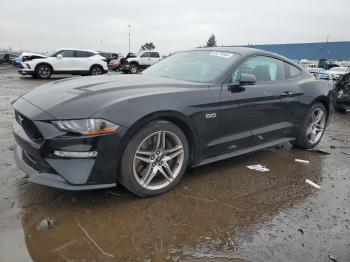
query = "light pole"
(128, 25, 131, 53)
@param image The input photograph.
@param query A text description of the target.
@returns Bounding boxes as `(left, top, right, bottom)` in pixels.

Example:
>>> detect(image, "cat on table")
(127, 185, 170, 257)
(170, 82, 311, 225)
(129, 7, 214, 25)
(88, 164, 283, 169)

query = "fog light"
(53, 150, 97, 158)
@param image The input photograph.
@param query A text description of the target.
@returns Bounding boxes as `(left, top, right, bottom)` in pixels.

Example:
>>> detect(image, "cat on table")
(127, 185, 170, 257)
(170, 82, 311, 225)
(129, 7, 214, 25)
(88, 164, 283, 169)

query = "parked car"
(99, 52, 119, 64)
(108, 57, 123, 71)
(335, 72, 350, 112)
(13, 52, 47, 68)
(121, 50, 162, 74)
(12, 47, 336, 196)
(18, 48, 108, 79)
(1, 53, 19, 63)
(0, 53, 5, 63)
(307, 67, 329, 80)
(326, 67, 350, 80)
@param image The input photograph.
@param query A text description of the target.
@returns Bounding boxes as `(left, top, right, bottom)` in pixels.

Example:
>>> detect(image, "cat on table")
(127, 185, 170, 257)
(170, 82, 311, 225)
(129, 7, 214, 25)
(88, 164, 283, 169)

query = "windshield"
(48, 50, 60, 57)
(143, 50, 240, 83)
(135, 50, 144, 57)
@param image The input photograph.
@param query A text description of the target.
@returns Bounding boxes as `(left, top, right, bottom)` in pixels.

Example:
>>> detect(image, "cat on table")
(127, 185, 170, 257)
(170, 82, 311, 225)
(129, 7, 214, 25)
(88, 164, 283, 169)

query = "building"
(229, 41, 350, 61)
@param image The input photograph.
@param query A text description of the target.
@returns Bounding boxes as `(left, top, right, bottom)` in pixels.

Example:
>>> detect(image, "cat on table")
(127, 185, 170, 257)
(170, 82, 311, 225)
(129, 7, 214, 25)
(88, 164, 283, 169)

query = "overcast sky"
(1, 0, 350, 55)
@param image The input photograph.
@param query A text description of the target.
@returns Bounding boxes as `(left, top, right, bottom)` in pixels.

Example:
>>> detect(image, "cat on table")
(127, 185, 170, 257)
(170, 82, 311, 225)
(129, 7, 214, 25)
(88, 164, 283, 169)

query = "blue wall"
(231, 41, 350, 60)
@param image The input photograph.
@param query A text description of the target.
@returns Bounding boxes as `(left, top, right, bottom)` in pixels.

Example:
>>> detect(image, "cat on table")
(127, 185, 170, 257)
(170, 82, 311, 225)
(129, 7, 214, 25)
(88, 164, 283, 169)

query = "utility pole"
(100, 40, 103, 51)
(128, 25, 131, 53)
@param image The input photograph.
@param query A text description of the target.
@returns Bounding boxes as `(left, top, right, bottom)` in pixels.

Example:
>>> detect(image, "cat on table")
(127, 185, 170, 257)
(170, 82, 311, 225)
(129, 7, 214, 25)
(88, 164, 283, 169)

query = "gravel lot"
(0, 64, 349, 262)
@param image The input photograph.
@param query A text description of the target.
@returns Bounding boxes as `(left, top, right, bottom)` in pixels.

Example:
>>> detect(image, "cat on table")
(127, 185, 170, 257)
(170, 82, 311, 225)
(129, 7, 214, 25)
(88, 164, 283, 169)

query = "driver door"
(217, 55, 294, 154)
(139, 52, 153, 66)
(52, 50, 75, 71)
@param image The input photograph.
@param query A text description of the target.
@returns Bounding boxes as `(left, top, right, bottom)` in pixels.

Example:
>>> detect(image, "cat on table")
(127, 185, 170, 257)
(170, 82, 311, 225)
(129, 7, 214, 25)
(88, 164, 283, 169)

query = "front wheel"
(119, 120, 189, 197)
(90, 65, 103, 75)
(129, 63, 139, 74)
(293, 102, 327, 149)
(35, 64, 52, 79)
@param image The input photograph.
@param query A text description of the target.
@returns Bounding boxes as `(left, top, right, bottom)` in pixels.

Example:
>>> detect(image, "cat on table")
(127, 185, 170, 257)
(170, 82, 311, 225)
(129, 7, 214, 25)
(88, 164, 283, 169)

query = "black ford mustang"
(12, 47, 336, 196)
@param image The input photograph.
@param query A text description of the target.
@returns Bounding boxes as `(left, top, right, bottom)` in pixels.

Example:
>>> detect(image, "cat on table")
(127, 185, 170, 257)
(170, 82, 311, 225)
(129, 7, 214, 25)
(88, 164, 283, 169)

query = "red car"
(108, 58, 123, 71)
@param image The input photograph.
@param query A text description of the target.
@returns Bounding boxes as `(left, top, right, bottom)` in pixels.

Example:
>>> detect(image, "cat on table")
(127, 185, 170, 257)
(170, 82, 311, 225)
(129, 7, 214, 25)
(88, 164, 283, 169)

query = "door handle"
(280, 91, 295, 97)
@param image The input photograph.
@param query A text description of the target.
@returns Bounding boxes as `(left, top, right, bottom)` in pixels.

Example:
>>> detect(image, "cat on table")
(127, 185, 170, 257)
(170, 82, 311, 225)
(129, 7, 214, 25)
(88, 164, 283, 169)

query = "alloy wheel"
(91, 67, 102, 75)
(306, 107, 326, 144)
(38, 66, 50, 78)
(130, 65, 138, 74)
(133, 130, 184, 190)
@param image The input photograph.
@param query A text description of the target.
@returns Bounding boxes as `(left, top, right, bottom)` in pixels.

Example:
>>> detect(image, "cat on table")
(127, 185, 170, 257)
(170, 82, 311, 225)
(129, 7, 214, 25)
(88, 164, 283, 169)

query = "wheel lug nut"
(152, 163, 156, 167)
(158, 162, 162, 166)
(156, 151, 160, 155)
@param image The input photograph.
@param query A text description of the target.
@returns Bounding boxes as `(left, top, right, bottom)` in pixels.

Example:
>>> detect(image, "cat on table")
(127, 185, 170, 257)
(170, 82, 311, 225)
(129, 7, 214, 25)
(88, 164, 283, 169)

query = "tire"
(129, 63, 139, 74)
(90, 65, 103, 75)
(35, 64, 52, 79)
(119, 120, 189, 197)
(292, 102, 327, 149)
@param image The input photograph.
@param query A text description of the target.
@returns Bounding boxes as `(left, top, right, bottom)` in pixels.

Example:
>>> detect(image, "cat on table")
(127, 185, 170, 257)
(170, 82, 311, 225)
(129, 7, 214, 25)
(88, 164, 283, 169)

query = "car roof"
(58, 48, 98, 54)
(141, 50, 159, 53)
(193, 46, 301, 68)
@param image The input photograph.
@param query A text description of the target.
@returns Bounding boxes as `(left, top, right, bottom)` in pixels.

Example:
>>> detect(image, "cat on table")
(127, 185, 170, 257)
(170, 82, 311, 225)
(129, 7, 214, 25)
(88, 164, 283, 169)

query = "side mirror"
(56, 54, 63, 59)
(240, 73, 256, 85)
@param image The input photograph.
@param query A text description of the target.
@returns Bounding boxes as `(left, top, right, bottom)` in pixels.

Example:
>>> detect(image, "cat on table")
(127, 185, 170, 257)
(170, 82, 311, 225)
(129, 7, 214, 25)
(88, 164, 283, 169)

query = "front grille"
(15, 111, 43, 143)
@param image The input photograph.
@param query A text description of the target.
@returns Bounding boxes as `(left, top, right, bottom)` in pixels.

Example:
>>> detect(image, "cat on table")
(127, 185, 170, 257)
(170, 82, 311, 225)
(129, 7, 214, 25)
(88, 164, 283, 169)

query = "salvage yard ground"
(0, 64, 349, 261)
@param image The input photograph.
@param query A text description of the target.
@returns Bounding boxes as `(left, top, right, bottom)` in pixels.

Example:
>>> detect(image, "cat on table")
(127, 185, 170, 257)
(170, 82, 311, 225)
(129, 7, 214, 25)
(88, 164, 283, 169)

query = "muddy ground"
(0, 64, 349, 262)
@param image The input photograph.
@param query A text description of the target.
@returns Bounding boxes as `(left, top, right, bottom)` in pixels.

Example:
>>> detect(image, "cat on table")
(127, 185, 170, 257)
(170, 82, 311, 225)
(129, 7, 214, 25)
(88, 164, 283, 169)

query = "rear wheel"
(35, 64, 52, 79)
(119, 120, 189, 197)
(293, 102, 327, 149)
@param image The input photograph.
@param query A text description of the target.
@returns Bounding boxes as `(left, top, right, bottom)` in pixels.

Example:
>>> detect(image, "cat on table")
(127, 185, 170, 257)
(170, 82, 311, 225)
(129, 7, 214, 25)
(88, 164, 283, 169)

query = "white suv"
(19, 48, 108, 79)
(122, 50, 162, 74)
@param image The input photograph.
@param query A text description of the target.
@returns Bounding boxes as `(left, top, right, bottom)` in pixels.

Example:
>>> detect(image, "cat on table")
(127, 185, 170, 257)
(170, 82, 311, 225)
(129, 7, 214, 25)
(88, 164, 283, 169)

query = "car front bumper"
(12, 98, 125, 191)
(18, 69, 34, 76)
(14, 146, 116, 190)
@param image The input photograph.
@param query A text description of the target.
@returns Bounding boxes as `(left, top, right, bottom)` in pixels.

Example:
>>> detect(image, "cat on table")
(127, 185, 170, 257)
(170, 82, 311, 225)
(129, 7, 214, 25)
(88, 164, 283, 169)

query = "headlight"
(53, 119, 119, 135)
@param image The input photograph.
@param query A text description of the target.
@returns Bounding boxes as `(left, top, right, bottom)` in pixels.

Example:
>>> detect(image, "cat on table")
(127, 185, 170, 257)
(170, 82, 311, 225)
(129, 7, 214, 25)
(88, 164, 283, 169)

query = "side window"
(151, 52, 160, 58)
(233, 56, 285, 83)
(141, 52, 151, 58)
(58, 50, 74, 58)
(74, 51, 93, 58)
(285, 63, 302, 79)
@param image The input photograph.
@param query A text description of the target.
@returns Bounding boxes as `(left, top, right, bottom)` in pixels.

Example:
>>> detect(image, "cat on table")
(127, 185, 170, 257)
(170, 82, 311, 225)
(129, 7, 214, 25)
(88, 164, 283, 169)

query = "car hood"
(21, 74, 204, 119)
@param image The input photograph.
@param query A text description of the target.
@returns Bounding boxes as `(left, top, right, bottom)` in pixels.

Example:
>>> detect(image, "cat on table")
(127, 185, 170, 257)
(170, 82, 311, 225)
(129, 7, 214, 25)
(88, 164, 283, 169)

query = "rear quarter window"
(74, 51, 94, 57)
(151, 52, 160, 58)
(285, 63, 302, 79)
